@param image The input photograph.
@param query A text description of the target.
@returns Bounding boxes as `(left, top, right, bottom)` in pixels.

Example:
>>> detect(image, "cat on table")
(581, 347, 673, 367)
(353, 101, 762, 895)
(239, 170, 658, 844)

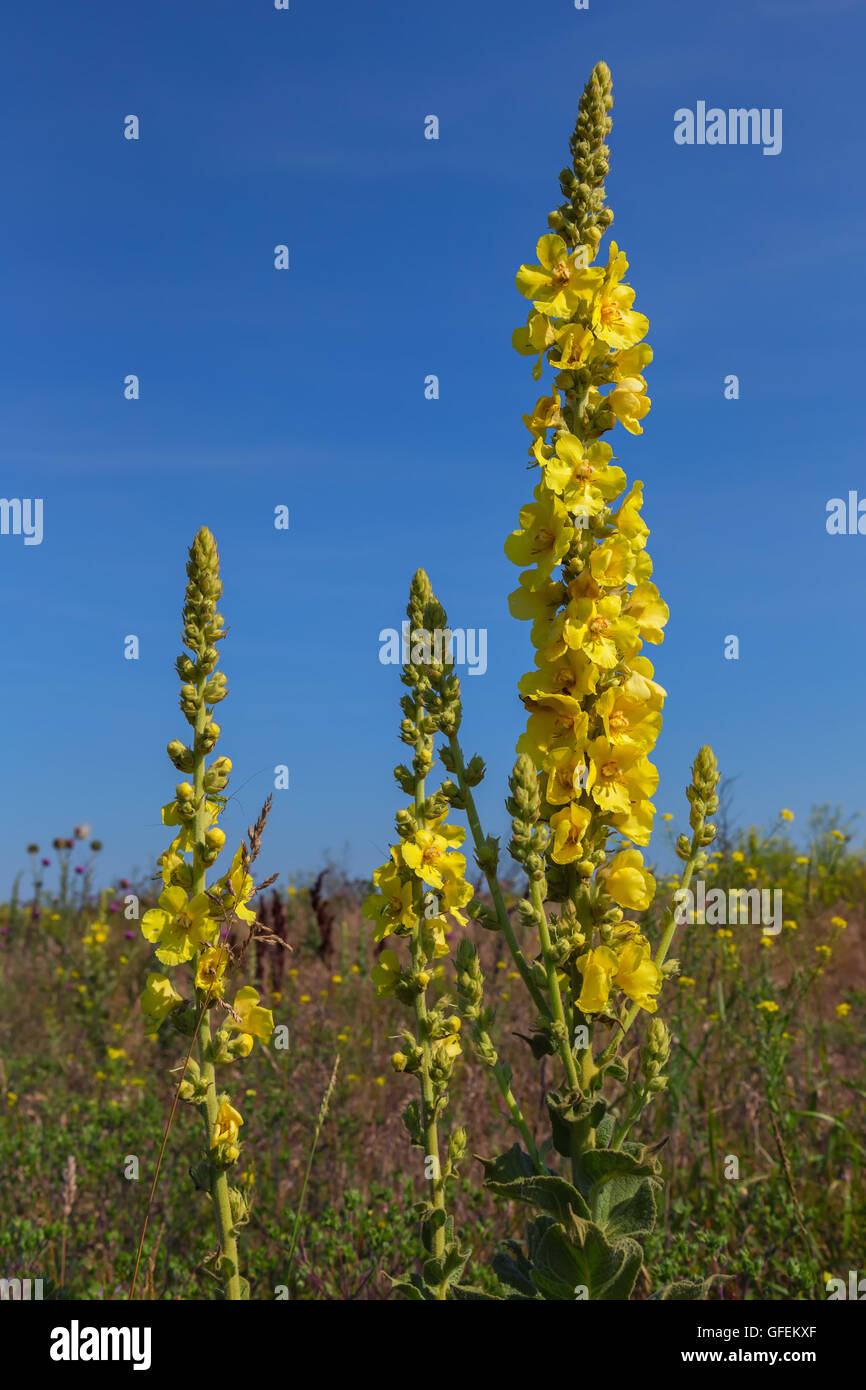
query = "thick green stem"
(531, 878, 580, 1094)
(488, 1055, 543, 1169)
(447, 735, 548, 1018)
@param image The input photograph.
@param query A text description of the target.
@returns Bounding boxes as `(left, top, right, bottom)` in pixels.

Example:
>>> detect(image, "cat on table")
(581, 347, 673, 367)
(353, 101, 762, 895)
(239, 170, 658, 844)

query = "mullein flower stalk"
(363, 573, 473, 1299)
(134, 529, 275, 1301)
(484, 60, 723, 1299)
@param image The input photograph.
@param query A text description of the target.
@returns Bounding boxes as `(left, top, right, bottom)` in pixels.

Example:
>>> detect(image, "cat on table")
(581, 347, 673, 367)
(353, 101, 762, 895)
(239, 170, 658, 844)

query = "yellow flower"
(538, 432, 625, 514)
(515, 233, 602, 318)
(795, 856, 809, 866)
(815, 944, 832, 959)
(215, 847, 257, 927)
(545, 747, 590, 806)
(678, 976, 696, 988)
(518, 692, 588, 763)
(371, 949, 402, 999)
(195, 946, 228, 998)
(757, 1000, 779, 1013)
(586, 737, 657, 816)
(783, 919, 798, 931)
(597, 674, 664, 754)
(600, 848, 656, 911)
(141, 886, 217, 966)
(106, 1047, 127, 1061)
(612, 934, 663, 1012)
(605, 376, 651, 434)
(552, 589, 638, 668)
(830, 916, 847, 930)
(575, 945, 619, 1013)
(140, 973, 184, 1033)
(212, 1099, 243, 1148)
(549, 802, 592, 864)
(780, 809, 794, 822)
(731, 851, 744, 863)
(227, 986, 274, 1043)
(363, 858, 417, 940)
(400, 823, 466, 892)
(504, 489, 572, 586)
(592, 243, 649, 350)
(836, 1003, 851, 1019)
(623, 583, 668, 645)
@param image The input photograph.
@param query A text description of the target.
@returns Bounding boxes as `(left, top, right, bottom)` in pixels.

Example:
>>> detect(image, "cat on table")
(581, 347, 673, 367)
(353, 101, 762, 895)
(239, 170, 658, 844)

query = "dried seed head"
(61, 1155, 77, 1218)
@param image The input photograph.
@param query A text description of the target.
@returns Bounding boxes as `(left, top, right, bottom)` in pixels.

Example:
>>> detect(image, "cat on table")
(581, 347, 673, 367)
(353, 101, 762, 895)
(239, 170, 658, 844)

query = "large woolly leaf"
(651, 1275, 723, 1300)
(478, 1143, 537, 1185)
(603, 1177, 657, 1239)
(531, 1219, 641, 1301)
(491, 1242, 539, 1299)
(484, 1173, 591, 1224)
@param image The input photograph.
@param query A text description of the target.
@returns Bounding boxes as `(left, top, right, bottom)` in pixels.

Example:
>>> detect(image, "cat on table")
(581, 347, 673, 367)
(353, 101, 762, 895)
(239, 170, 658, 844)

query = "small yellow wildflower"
(836, 1003, 851, 1019)
(780, 809, 794, 822)
(757, 1000, 779, 1013)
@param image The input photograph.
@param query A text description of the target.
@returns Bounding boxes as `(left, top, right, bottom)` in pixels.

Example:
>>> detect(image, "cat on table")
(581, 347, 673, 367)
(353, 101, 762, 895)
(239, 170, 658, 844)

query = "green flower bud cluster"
(549, 61, 614, 253)
(641, 1018, 671, 1094)
(507, 754, 548, 877)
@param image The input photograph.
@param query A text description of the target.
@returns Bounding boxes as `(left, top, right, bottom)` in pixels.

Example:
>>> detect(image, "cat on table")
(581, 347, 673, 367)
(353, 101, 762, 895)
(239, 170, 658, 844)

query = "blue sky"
(1, 0, 864, 894)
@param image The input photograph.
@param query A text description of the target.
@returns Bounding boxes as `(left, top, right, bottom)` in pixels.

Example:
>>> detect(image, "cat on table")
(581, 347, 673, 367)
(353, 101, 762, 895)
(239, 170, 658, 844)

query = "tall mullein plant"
(398, 63, 722, 1301)
(363, 572, 474, 1301)
(137, 528, 275, 1301)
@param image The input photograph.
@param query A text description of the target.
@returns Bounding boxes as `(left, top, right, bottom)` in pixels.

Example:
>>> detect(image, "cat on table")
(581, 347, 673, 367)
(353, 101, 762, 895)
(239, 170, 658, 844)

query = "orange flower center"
(552, 261, 571, 286)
